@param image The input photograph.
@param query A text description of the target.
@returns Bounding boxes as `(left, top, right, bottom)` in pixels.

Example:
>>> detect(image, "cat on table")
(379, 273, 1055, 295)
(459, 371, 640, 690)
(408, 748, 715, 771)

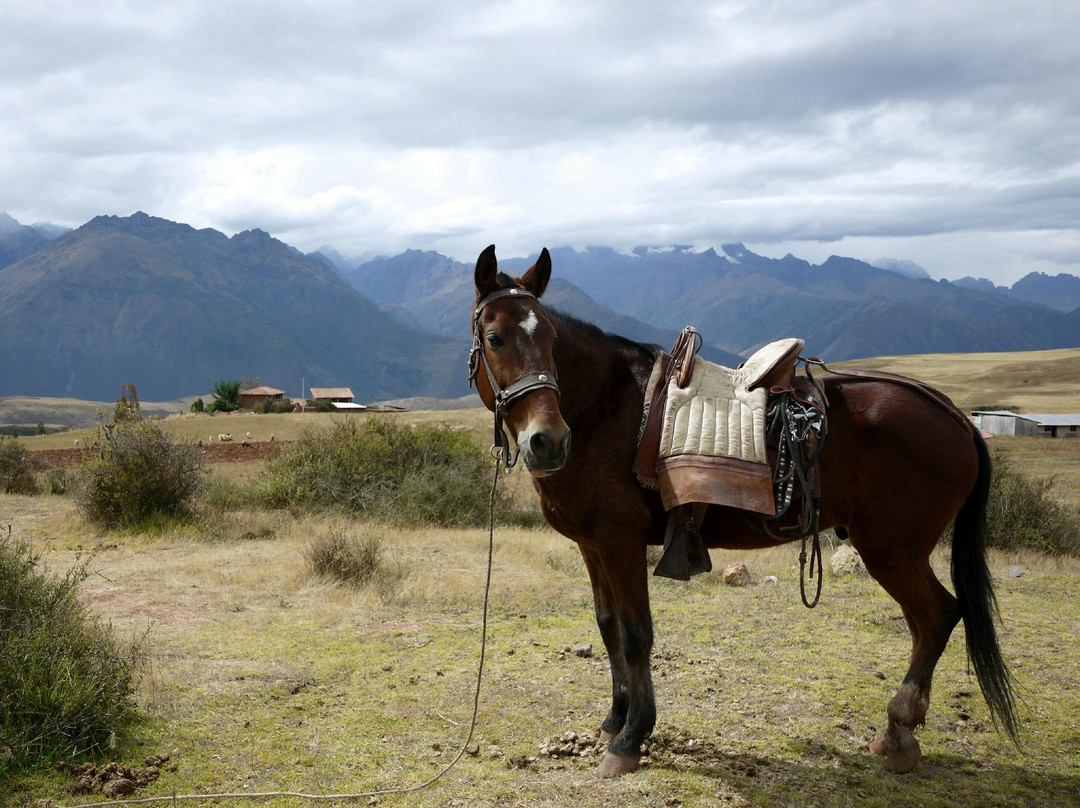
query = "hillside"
(0, 213, 469, 401)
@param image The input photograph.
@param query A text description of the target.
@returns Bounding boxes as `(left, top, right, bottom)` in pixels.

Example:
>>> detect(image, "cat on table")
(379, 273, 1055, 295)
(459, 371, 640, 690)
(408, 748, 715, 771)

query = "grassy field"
(4, 348, 1080, 806)
(834, 347, 1080, 414)
(4, 495, 1079, 808)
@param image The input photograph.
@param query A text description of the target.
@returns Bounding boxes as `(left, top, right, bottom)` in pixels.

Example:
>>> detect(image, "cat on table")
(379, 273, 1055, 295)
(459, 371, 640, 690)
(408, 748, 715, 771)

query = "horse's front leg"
(584, 539, 655, 778)
(580, 546, 630, 742)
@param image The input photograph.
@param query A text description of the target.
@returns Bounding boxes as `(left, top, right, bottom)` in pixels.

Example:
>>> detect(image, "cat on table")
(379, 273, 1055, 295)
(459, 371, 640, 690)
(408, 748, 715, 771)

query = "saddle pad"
(658, 357, 768, 464)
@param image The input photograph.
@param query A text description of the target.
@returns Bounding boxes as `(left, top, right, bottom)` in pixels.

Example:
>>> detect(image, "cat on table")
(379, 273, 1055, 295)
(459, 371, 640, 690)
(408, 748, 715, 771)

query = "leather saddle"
(633, 329, 806, 580)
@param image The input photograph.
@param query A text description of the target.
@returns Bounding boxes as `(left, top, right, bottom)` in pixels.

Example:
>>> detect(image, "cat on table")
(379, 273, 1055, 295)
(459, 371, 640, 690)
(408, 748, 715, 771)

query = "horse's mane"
(548, 306, 660, 364)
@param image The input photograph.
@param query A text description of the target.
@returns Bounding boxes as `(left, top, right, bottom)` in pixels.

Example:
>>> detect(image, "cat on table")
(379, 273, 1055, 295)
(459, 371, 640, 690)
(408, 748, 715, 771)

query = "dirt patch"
(31, 441, 284, 469)
(55, 754, 176, 797)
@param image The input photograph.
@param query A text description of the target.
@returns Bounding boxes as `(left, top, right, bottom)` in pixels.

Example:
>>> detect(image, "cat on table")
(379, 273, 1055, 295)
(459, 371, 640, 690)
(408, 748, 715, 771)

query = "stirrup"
(653, 503, 712, 581)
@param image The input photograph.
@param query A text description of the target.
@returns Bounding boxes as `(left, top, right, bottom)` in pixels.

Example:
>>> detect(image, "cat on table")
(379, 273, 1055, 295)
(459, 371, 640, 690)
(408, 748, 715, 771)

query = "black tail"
(951, 430, 1020, 741)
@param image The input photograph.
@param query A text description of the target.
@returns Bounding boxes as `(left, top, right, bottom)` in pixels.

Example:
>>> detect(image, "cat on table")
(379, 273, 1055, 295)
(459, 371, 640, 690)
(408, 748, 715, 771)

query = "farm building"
(972, 410, 1080, 438)
(309, 387, 366, 411)
(238, 385, 285, 410)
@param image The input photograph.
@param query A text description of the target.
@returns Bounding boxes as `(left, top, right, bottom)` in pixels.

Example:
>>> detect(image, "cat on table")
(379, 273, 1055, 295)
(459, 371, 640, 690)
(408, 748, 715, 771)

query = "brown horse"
(469, 245, 1018, 778)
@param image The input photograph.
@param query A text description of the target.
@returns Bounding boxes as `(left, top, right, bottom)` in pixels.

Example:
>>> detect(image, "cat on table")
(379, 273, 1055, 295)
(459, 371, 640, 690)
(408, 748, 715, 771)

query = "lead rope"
(57, 461, 502, 808)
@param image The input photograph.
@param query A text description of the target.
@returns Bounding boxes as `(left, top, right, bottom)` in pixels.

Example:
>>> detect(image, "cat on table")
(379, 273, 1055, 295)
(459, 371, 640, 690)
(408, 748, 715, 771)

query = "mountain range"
(2, 211, 1079, 402)
(0, 213, 466, 401)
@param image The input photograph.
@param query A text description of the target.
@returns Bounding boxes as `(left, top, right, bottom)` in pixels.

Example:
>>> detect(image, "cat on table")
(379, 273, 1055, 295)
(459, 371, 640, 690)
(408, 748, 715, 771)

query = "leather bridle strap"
(468, 286, 561, 470)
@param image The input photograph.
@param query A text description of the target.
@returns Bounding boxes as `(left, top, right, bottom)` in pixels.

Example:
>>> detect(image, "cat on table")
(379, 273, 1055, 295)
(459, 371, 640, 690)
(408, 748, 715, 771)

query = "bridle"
(468, 286, 561, 470)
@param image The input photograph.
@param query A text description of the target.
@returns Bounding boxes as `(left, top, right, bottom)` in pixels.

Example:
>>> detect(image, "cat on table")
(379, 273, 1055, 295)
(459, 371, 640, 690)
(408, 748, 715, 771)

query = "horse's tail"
(950, 429, 1020, 741)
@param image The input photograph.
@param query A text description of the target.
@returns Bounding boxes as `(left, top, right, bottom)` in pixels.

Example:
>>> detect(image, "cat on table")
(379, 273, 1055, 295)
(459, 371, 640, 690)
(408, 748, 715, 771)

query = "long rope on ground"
(57, 458, 503, 808)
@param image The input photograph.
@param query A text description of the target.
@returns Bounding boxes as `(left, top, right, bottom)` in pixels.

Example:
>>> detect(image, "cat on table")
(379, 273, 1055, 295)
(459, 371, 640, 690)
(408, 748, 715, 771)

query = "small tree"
(190, 398, 206, 414)
(210, 379, 242, 413)
(114, 382, 141, 423)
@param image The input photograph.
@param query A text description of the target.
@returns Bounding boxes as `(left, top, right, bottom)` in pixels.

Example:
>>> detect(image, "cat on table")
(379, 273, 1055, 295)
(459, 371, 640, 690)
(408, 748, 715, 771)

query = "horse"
(468, 245, 1018, 778)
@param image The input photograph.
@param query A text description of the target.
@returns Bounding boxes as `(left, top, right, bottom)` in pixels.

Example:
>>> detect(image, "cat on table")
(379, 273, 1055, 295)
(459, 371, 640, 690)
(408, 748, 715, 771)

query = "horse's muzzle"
(520, 425, 571, 477)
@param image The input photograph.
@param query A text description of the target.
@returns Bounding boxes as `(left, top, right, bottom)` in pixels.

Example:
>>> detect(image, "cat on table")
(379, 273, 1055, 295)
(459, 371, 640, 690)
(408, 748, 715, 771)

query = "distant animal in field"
(218, 434, 233, 442)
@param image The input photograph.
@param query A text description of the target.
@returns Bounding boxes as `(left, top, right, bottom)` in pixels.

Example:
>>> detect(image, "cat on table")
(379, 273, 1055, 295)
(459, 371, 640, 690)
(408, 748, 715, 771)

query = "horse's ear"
(520, 248, 551, 299)
(474, 244, 499, 299)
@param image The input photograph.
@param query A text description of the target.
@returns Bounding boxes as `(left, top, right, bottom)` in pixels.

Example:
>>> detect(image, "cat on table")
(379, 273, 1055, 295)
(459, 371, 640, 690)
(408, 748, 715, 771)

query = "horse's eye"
(486, 332, 504, 349)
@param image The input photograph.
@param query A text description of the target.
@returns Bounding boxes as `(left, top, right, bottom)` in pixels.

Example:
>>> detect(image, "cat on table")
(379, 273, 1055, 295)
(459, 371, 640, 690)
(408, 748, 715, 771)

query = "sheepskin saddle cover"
(637, 336, 804, 515)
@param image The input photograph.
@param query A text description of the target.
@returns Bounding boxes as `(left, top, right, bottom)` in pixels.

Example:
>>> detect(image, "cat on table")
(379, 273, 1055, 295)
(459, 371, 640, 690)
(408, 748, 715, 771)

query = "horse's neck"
(554, 321, 653, 428)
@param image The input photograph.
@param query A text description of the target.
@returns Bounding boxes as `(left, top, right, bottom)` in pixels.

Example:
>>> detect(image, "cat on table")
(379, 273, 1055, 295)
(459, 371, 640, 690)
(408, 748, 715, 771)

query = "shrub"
(254, 418, 527, 526)
(0, 530, 141, 774)
(0, 438, 44, 495)
(74, 421, 206, 529)
(46, 467, 70, 496)
(304, 527, 387, 587)
(983, 443, 1080, 556)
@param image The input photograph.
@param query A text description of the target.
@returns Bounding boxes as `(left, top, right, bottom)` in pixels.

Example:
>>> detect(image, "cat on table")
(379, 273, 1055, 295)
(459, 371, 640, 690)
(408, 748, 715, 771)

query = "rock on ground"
(830, 543, 866, 575)
(723, 562, 751, 586)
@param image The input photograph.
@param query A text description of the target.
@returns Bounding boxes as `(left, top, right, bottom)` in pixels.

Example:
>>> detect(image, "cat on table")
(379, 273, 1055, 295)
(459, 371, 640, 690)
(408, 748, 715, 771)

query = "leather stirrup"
(653, 503, 712, 581)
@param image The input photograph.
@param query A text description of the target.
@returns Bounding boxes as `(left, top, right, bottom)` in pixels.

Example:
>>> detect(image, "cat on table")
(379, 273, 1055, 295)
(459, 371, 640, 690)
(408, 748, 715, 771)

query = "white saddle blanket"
(654, 338, 803, 465)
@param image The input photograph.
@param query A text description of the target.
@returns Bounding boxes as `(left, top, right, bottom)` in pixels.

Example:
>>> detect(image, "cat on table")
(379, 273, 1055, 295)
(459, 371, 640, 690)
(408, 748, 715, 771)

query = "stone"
(572, 643, 593, 658)
(830, 543, 866, 576)
(723, 562, 751, 586)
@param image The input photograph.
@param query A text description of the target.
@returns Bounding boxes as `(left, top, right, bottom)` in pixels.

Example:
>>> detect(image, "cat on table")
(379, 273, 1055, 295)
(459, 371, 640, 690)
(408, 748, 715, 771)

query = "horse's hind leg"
(860, 553, 962, 773)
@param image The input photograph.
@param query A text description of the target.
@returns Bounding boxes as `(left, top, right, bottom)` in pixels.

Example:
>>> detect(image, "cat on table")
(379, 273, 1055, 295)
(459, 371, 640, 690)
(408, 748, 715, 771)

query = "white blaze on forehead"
(519, 309, 539, 338)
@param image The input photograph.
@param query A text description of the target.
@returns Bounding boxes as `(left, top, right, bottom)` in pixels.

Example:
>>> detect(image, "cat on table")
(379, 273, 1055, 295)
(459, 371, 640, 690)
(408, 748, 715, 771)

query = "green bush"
(0, 531, 141, 774)
(46, 467, 70, 496)
(254, 418, 529, 527)
(0, 438, 44, 495)
(984, 443, 1080, 556)
(74, 421, 206, 529)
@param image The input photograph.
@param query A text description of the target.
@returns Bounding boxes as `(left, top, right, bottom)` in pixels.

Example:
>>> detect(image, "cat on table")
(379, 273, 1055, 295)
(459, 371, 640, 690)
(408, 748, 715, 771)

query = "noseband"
(468, 286, 561, 469)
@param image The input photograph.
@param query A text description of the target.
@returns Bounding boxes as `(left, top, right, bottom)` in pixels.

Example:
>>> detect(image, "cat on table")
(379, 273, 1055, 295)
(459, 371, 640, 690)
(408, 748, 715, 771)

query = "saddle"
(633, 328, 813, 580)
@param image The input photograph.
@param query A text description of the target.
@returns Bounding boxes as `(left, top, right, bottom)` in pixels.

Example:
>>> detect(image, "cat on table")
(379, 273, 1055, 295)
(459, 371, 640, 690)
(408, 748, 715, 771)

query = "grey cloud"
(1, 0, 1078, 285)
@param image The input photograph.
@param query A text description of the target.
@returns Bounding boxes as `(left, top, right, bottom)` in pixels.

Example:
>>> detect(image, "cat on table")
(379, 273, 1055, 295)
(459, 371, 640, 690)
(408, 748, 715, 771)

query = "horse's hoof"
(871, 727, 921, 773)
(884, 731, 921, 773)
(596, 751, 640, 778)
(598, 728, 617, 743)
(869, 730, 890, 757)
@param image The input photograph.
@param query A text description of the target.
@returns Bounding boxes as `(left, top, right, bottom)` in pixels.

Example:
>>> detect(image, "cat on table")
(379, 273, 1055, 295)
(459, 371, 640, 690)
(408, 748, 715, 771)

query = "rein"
(756, 377, 829, 608)
(468, 286, 561, 471)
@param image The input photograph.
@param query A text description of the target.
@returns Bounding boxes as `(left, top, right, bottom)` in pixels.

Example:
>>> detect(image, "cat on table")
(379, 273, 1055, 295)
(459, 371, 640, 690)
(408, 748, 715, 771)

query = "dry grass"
(6, 486, 1080, 807)
(836, 347, 1080, 414)
(1001, 436, 1080, 507)
(5, 349, 1080, 806)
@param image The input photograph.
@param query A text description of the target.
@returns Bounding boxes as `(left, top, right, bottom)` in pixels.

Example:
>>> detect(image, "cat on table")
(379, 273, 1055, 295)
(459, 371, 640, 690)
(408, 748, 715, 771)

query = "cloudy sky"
(2, 0, 1078, 285)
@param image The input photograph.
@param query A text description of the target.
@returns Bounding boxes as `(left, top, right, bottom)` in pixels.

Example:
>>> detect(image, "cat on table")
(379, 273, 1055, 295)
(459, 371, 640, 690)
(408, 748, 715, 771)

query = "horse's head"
(469, 245, 571, 477)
